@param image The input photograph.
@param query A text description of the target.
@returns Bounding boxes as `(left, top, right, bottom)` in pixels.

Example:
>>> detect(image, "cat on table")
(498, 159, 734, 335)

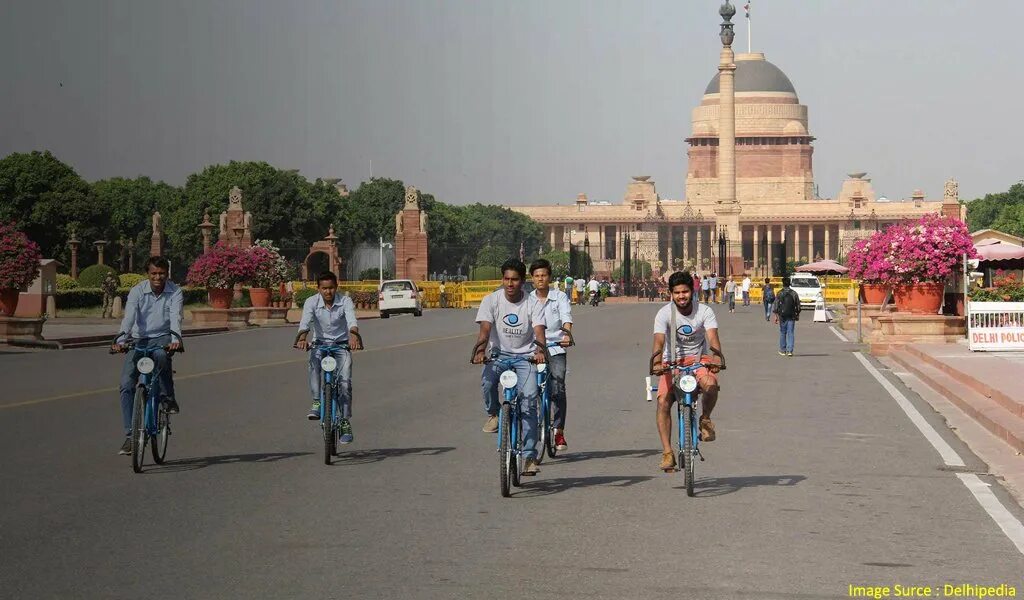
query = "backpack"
(777, 288, 800, 320)
(763, 285, 776, 304)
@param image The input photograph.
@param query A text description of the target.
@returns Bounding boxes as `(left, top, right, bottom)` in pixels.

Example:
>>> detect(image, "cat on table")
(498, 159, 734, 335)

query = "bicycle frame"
(131, 344, 166, 437)
(671, 364, 703, 459)
(494, 355, 529, 459)
(312, 342, 349, 433)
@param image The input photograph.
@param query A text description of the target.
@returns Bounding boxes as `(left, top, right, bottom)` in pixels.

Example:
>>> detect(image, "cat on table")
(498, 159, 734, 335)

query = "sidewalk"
(888, 342, 1024, 454)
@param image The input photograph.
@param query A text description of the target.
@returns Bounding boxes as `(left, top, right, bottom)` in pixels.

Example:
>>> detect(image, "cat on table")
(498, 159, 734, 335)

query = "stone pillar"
(766, 225, 774, 274)
(696, 227, 704, 268)
(394, 185, 429, 281)
(199, 210, 216, 255)
(717, 4, 737, 207)
(824, 225, 831, 261)
(68, 234, 81, 279)
(94, 240, 108, 266)
(793, 226, 801, 262)
(149, 211, 164, 257)
(753, 225, 760, 275)
(682, 228, 689, 265)
(810, 224, 817, 261)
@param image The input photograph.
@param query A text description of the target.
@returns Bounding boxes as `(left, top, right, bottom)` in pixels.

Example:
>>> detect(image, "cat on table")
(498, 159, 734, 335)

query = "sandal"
(659, 451, 677, 472)
(699, 416, 716, 442)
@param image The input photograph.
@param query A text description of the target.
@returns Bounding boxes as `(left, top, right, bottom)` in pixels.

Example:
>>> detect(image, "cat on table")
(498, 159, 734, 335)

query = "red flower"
(0, 223, 43, 290)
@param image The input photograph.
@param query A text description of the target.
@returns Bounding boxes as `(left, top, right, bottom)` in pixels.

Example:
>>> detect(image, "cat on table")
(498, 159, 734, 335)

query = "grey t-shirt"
(653, 301, 718, 360)
(475, 290, 546, 355)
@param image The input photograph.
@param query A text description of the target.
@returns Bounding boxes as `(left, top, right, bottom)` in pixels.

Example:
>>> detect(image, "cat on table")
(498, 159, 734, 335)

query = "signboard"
(967, 302, 1024, 351)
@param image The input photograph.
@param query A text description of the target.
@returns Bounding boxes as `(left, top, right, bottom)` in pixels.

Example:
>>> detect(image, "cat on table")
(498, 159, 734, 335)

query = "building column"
(793, 225, 801, 262)
(682, 227, 689, 265)
(696, 226, 704, 268)
(824, 224, 831, 261)
(809, 224, 817, 261)
(766, 225, 774, 274)
(752, 225, 760, 276)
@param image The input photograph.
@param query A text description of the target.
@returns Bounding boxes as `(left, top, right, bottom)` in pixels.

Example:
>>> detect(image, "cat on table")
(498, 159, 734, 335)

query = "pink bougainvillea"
(0, 223, 42, 289)
(846, 214, 977, 285)
(186, 242, 258, 288)
(249, 240, 289, 288)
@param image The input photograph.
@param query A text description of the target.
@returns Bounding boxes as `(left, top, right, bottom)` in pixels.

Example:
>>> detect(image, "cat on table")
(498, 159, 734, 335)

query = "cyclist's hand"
(651, 362, 667, 376)
(533, 350, 546, 364)
(559, 334, 572, 347)
(350, 339, 363, 351)
(167, 341, 182, 353)
(471, 350, 485, 365)
(111, 343, 125, 353)
(295, 339, 309, 351)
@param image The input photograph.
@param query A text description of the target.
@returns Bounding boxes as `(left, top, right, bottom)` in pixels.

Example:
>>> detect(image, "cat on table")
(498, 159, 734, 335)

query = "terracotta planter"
(0, 288, 20, 316)
(249, 287, 271, 307)
(862, 283, 888, 304)
(208, 288, 233, 309)
(893, 282, 944, 314)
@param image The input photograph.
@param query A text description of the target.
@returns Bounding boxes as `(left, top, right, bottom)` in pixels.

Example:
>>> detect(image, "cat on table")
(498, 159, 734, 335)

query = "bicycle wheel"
(536, 393, 547, 465)
(499, 402, 512, 498)
(151, 405, 170, 464)
(682, 403, 695, 497)
(322, 382, 334, 465)
(510, 403, 521, 488)
(130, 385, 147, 474)
(545, 398, 558, 459)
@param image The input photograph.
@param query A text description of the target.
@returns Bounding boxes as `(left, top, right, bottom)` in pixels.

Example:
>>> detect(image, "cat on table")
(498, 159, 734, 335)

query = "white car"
(378, 279, 423, 318)
(789, 273, 824, 307)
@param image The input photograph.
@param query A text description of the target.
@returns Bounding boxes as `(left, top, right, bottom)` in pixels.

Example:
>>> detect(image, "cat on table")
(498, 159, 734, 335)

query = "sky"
(1, 0, 1021, 206)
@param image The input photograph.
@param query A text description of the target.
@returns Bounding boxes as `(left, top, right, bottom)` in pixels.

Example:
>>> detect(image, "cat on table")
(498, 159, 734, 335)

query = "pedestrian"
(761, 277, 775, 321)
(773, 276, 801, 356)
(741, 274, 751, 306)
(101, 271, 119, 319)
(610, 281, 617, 296)
(724, 277, 736, 313)
(574, 276, 587, 306)
(693, 271, 701, 300)
(439, 280, 447, 308)
(705, 273, 718, 303)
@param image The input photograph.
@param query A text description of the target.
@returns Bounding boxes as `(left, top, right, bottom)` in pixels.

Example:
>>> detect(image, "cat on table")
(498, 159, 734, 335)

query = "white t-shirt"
(588, 279, 599, 292)
(475, 290, 546, 355)
(530, 289, 572, 356)
(575, 278, 586, 292)
(653, 301, 718, 361)
(741, 277, 751, 292)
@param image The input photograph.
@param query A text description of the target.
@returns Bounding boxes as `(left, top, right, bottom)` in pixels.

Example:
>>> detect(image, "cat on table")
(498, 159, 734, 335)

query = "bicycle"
(535, 328, 574, 463)
(472, 340, 543, 498)
(296, 331, 363, 465)
(111, 332, 184, 473)
(650, 359, 725, 497)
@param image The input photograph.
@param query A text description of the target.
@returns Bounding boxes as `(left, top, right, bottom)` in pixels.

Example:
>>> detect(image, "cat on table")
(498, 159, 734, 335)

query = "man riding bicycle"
(650, 271, 725, 471)
(472, 258, 547, 476)
(529, 258, 573, 451)
(111, 256, 183, 455)
(296, 271, 363, 443)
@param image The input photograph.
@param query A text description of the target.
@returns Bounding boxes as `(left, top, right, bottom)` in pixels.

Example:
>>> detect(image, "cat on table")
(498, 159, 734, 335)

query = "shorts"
(657, 354, 719, 401)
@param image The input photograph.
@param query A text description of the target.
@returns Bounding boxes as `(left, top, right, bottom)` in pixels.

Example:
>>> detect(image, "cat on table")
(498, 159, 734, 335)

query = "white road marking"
(828, 326, 849, 342)
(957, 473, 1024, 555)
(853, 352, 964, 467)
(856, 351, 1024, 557)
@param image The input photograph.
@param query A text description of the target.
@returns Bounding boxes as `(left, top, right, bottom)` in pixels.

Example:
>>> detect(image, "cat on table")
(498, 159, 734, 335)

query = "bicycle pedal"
(696, 449, 705, 462)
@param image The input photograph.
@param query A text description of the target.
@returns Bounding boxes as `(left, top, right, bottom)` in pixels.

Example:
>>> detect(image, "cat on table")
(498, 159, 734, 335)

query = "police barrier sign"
(967, 302, 1024, 351)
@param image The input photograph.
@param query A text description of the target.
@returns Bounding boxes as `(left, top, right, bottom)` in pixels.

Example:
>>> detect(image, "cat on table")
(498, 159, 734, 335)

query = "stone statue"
(243, 211, 252, 231)
(404, 185, 420, 209)
(229, 186, 243, 210)
(396, 212, 404, 234)
(151, 211, 162, 234)
(944, 178, 959, 203)
(219, 211, 228, 236)
(419, 210, 428, 232)
(202, 209, 211, 225)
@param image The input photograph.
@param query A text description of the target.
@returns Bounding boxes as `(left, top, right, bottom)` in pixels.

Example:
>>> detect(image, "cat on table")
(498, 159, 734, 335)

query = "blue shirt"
(530, 288, 573, 356)
(298, 293, 358, 343)
(117, 280, 184, 343)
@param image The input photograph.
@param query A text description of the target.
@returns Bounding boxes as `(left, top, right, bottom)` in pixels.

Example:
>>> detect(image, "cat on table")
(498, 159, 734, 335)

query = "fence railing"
(967, 301, 1024, 351)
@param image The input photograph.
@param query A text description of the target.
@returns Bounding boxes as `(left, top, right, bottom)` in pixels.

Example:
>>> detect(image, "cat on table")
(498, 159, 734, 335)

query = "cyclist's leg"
(151, 335, 174, 400)
(514, 361, 539, 459)
(655, 374, 675, 454)
(307, 350, 322, 402)
(548, 353, 567, 431)
(480, 363, 501, 417)
(336, 350, 353, 419)
(119, 349, 139, 436)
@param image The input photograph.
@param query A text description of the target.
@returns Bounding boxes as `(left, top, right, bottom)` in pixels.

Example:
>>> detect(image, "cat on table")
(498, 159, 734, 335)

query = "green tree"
(0, 150, 98, 261)
(92, 176, 183, 269)
(612, 259, 653, 281)
(339, 178, 406, 249)
(966, 182, 1024, 235)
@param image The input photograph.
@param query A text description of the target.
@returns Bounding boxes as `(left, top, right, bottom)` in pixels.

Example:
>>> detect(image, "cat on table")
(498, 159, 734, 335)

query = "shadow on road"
(146, 451, 313, 473)
(676, 474, 806, 497)
(332, 446, 456, 465)
(549, 449, 662, 464)
(515, 475, 654, 497)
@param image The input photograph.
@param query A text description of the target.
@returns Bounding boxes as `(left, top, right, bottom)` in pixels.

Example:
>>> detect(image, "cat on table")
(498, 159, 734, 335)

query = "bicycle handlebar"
(293, 329, 364, 351)
(109, 331, 185, 355)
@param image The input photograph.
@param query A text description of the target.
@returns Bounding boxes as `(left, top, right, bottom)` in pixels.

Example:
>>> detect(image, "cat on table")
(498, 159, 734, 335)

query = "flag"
(744, 2, 750, 18)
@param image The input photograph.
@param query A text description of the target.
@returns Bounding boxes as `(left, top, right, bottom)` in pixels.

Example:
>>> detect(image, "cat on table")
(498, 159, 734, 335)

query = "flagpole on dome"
(744, 1, 751, 53)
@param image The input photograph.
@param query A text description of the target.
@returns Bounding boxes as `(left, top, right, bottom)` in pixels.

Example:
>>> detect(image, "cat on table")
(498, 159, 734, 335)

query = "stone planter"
(208, 288, 233, 309)
(189, 308, 252, 328)
(869, 313, 966, 355)
(893, 282, 944, 314)
(249, 306, 289, 326)
(249, 287, 271, 307)
(861, 283, 888, 305)
(0, 289, 20, 317)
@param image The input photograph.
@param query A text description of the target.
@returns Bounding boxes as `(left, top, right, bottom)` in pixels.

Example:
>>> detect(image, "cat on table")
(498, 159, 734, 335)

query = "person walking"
(761, 277, 775, 322)
(724, 277, 736, 313)
(773, 276, 801, 356)
(574, 276, 587, 306)
(101, 271, 119, 319)
(705, 273, 718, 303)
(741, 274, 752, 306)
(439, 281, 448, 308)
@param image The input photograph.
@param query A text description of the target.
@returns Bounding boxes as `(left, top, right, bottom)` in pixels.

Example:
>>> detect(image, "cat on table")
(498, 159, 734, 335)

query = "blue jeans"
(764, 300, 773, 320)
(547, 353, 568, 429)
(119, 335, 175, 436)
(309, 347, 352, 419)
(779, 319, 796, 353)
(481, 355, 539, 459)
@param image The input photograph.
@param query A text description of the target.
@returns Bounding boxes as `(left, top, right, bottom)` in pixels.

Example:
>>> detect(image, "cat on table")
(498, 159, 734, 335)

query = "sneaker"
(659, 451, 677, 471)
(307, 401, 321, 420)
(786, 351, 794, 357)
(339, 419, 354, 444)
(778, 351, 786, 356)
(118, 437, 132, 455)
(554, 431, 568, 451)
(162, 396, 180, 414)
(699, 416, 716, 442)
(522, 457, 540, 476)
(482, 415, 499, 433)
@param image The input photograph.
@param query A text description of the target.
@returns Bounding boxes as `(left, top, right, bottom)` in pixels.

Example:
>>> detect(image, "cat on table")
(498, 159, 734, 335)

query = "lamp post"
(583, 235, 591, 279)
(379, 237, 393, 289)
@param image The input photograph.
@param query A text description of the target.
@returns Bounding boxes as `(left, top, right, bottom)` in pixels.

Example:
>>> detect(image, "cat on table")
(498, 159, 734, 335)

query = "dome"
(704, 53, 797, 96)
(783, 120, 807, 135)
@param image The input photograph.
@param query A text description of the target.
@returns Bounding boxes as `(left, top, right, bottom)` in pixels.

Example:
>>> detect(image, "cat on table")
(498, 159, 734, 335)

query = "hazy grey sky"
(2, 1, 1021, 205)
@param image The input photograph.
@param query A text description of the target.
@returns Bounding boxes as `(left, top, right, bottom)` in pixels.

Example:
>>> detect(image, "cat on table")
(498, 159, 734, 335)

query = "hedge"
(55, 287, 208, 309)
(294, 288, 318, 306)
(56, 274, 79, 290)
(119, 273, 145, 288)
(78, 264, 118, 288)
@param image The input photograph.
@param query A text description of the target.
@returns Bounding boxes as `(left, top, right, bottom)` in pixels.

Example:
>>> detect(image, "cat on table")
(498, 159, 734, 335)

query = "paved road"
(2, 302, 1022, 599)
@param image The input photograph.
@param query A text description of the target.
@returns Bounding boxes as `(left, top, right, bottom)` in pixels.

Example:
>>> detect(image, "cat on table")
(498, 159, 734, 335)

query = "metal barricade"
(967, 301, 1024, 351)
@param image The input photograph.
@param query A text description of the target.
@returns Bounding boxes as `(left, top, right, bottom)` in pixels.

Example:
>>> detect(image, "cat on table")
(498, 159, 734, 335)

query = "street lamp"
(379, 237, 393, 289)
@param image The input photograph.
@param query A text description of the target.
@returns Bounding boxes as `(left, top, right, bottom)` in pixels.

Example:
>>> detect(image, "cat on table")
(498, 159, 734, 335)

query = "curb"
(46, 327, 232, 349)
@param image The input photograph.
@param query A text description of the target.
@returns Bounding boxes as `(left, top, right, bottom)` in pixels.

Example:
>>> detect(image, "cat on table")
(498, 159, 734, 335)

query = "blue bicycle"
(653, 360, 725, 496)
(111, 332, 184, 474)
(297, 332, 363, 465)
(536, 328, 574, 463)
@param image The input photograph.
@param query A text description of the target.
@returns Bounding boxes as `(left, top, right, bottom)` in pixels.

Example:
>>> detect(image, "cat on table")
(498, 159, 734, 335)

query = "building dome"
(783, 120, 807, 135)
(704, 53, 796, 96)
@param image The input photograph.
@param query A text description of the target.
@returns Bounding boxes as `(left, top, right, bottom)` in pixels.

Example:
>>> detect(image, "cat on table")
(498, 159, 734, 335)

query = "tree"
(339, 178, 407, 249)
(966, 182, 1024, 235)
(612, 259, 653, 281)
(0, 150, 98, 261)
(92, 176, 183, 270)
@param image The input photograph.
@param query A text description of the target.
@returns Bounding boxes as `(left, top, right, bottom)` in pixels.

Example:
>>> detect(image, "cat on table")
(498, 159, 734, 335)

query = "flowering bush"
(847, 215, 977, 285)
(186, 242, 257, 288)
(845, 237, 891, 284)
(0, 223, 42, 290)
(970, 271, 1024, 302)
(249, 240, 289, 288)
